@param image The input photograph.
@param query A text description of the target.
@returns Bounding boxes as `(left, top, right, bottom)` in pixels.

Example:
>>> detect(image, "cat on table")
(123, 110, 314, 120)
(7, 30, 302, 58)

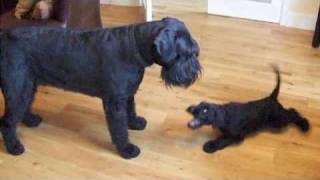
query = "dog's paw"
(203, 140, 218, 153)
(297, 118, 310, 132)
(128, 116, 147, 130)
(118, 143, 141, 159)
(6, 140, 25, 155)
(23, 114, 42, 127)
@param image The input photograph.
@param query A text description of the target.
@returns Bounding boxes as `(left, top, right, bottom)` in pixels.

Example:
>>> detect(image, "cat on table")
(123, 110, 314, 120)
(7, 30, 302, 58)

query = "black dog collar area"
(129, 25, 151, 68)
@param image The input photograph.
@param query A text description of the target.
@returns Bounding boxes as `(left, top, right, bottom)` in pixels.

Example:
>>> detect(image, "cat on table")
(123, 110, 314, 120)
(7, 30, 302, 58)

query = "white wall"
(100, 0, 142, 6)
(280, 0, 320, 30)
(208, 0, 283, 23)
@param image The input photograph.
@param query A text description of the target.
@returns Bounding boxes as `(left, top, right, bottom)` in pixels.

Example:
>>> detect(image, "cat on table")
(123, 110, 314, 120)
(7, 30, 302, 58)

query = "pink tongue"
(189, 120, 197, 127)
(188, 119, 200, 128)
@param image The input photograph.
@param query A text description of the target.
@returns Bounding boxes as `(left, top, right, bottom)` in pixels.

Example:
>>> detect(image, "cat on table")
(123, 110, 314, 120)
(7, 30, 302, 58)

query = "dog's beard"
(161, 57, 201, 88)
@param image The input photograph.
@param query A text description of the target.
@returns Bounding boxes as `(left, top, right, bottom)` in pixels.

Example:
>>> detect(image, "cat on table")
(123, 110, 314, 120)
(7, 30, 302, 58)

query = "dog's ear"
(212, 106, 225, 127)
(187, 105, 196, 113)
(154, 28, 177, 63)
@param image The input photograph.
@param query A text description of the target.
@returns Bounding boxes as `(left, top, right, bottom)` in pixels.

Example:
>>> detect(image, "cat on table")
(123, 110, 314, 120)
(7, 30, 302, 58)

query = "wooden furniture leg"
(312, 7, 320, 48)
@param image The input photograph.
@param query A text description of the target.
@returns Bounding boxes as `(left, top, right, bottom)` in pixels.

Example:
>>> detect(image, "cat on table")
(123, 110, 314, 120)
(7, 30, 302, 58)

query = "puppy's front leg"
(103, 97, 140, 159)
(127, 96, 147, 130)
(203, 135, 243, 153)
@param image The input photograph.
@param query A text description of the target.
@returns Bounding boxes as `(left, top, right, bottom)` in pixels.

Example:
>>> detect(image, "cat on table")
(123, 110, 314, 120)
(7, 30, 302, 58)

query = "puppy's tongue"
(188, 119, 201, 129)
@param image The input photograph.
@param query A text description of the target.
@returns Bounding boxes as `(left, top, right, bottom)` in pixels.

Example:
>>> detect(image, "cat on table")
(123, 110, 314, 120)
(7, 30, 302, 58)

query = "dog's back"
(0, 27, 142, 96)
(1, 28, 102, 95)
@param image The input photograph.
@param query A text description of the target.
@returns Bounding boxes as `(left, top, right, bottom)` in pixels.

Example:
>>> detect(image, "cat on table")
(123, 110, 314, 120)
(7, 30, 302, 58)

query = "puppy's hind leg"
(203, 135, 243, 153)
(103, 97, 140, 159)
(127, 96, 147, 130)
(0, 72, 35, 155)
(286, 108, 310, 132)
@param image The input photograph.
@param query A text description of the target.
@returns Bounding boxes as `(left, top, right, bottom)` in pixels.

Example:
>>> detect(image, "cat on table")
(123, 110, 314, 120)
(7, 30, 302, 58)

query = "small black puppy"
(187, 66, 310, 153)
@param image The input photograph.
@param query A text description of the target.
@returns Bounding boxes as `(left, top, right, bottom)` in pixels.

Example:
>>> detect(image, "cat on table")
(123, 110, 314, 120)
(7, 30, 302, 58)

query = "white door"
(141, 0, 152, 21)
(208, 0, 284, 23)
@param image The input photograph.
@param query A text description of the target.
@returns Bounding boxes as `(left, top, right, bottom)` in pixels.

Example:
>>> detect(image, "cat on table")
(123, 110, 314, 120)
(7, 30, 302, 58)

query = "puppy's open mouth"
(188, 119, 202, 130)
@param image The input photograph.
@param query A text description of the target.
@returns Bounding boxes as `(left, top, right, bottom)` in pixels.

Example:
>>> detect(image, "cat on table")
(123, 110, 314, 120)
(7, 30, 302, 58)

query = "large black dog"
(0, 17, 201, 159)
(187, 66, 309, 153)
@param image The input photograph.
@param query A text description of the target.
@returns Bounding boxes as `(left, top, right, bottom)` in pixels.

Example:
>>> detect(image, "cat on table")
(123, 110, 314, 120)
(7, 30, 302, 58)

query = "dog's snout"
(188, 119, 201, 129)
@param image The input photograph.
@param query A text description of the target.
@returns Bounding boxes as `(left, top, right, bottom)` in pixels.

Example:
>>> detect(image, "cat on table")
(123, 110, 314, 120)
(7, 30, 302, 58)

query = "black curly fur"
(187, 65, 310, 153)
(0, 17, 201, 159)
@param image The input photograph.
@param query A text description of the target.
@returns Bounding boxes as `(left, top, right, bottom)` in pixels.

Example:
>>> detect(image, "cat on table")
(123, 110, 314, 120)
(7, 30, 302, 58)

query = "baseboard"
(100, 0, 142, 6)
(280, 12, 317, 30)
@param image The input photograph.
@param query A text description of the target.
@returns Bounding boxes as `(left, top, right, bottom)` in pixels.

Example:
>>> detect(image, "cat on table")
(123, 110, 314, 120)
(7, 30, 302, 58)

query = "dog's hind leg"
(103, 97, 140, 159)
(0, 69, 35, 155)
(127, 96, 147, 130)
(203, 135, 243, 153)
(23, 113, 42, 127)
(22, 87, 42, 128)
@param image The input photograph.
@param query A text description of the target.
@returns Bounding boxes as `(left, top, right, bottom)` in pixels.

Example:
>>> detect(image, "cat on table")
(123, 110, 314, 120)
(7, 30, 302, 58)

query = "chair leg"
(312, 8, 320, 48)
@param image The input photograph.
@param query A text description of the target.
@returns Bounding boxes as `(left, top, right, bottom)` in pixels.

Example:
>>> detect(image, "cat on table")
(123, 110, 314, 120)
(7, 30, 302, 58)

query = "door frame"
(140, 0, 152, 21)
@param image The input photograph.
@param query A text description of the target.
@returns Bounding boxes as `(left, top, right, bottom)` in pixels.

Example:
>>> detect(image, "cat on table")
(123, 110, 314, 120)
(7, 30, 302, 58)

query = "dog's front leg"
(203, 135, 243, 153)
(103, 97, 140, 159)
(127, 96, 147, 130)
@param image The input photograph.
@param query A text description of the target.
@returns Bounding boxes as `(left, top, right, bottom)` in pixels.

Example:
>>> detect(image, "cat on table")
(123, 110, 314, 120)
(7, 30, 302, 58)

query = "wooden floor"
(1, 1, 320, 179)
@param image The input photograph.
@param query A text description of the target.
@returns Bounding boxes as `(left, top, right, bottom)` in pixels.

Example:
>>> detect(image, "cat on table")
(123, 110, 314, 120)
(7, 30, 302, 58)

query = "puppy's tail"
(270, 64, 281, 99)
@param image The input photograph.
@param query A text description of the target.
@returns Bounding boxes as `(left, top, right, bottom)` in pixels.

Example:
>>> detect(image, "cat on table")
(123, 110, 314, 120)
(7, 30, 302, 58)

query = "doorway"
(208, 0, 284, 23)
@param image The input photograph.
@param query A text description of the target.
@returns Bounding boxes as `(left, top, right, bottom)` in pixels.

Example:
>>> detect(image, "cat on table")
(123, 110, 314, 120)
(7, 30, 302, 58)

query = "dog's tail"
(270, 64, 281, 99)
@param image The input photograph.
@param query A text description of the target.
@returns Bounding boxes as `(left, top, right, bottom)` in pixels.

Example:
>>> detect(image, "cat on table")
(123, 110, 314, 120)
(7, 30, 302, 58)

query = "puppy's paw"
(203, 140, 218, 153)
(7, 140, 25, 155)
(118, 143, 141, 159)
(128, 116, 147, 130)
(297, 118, 310, 132)
(23, 114, 42, 127)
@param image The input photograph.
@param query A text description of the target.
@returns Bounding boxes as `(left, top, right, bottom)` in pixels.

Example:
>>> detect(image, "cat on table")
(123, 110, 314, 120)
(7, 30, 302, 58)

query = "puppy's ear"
(154, 28, 177, 63)
(213, 107, 225, 127)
